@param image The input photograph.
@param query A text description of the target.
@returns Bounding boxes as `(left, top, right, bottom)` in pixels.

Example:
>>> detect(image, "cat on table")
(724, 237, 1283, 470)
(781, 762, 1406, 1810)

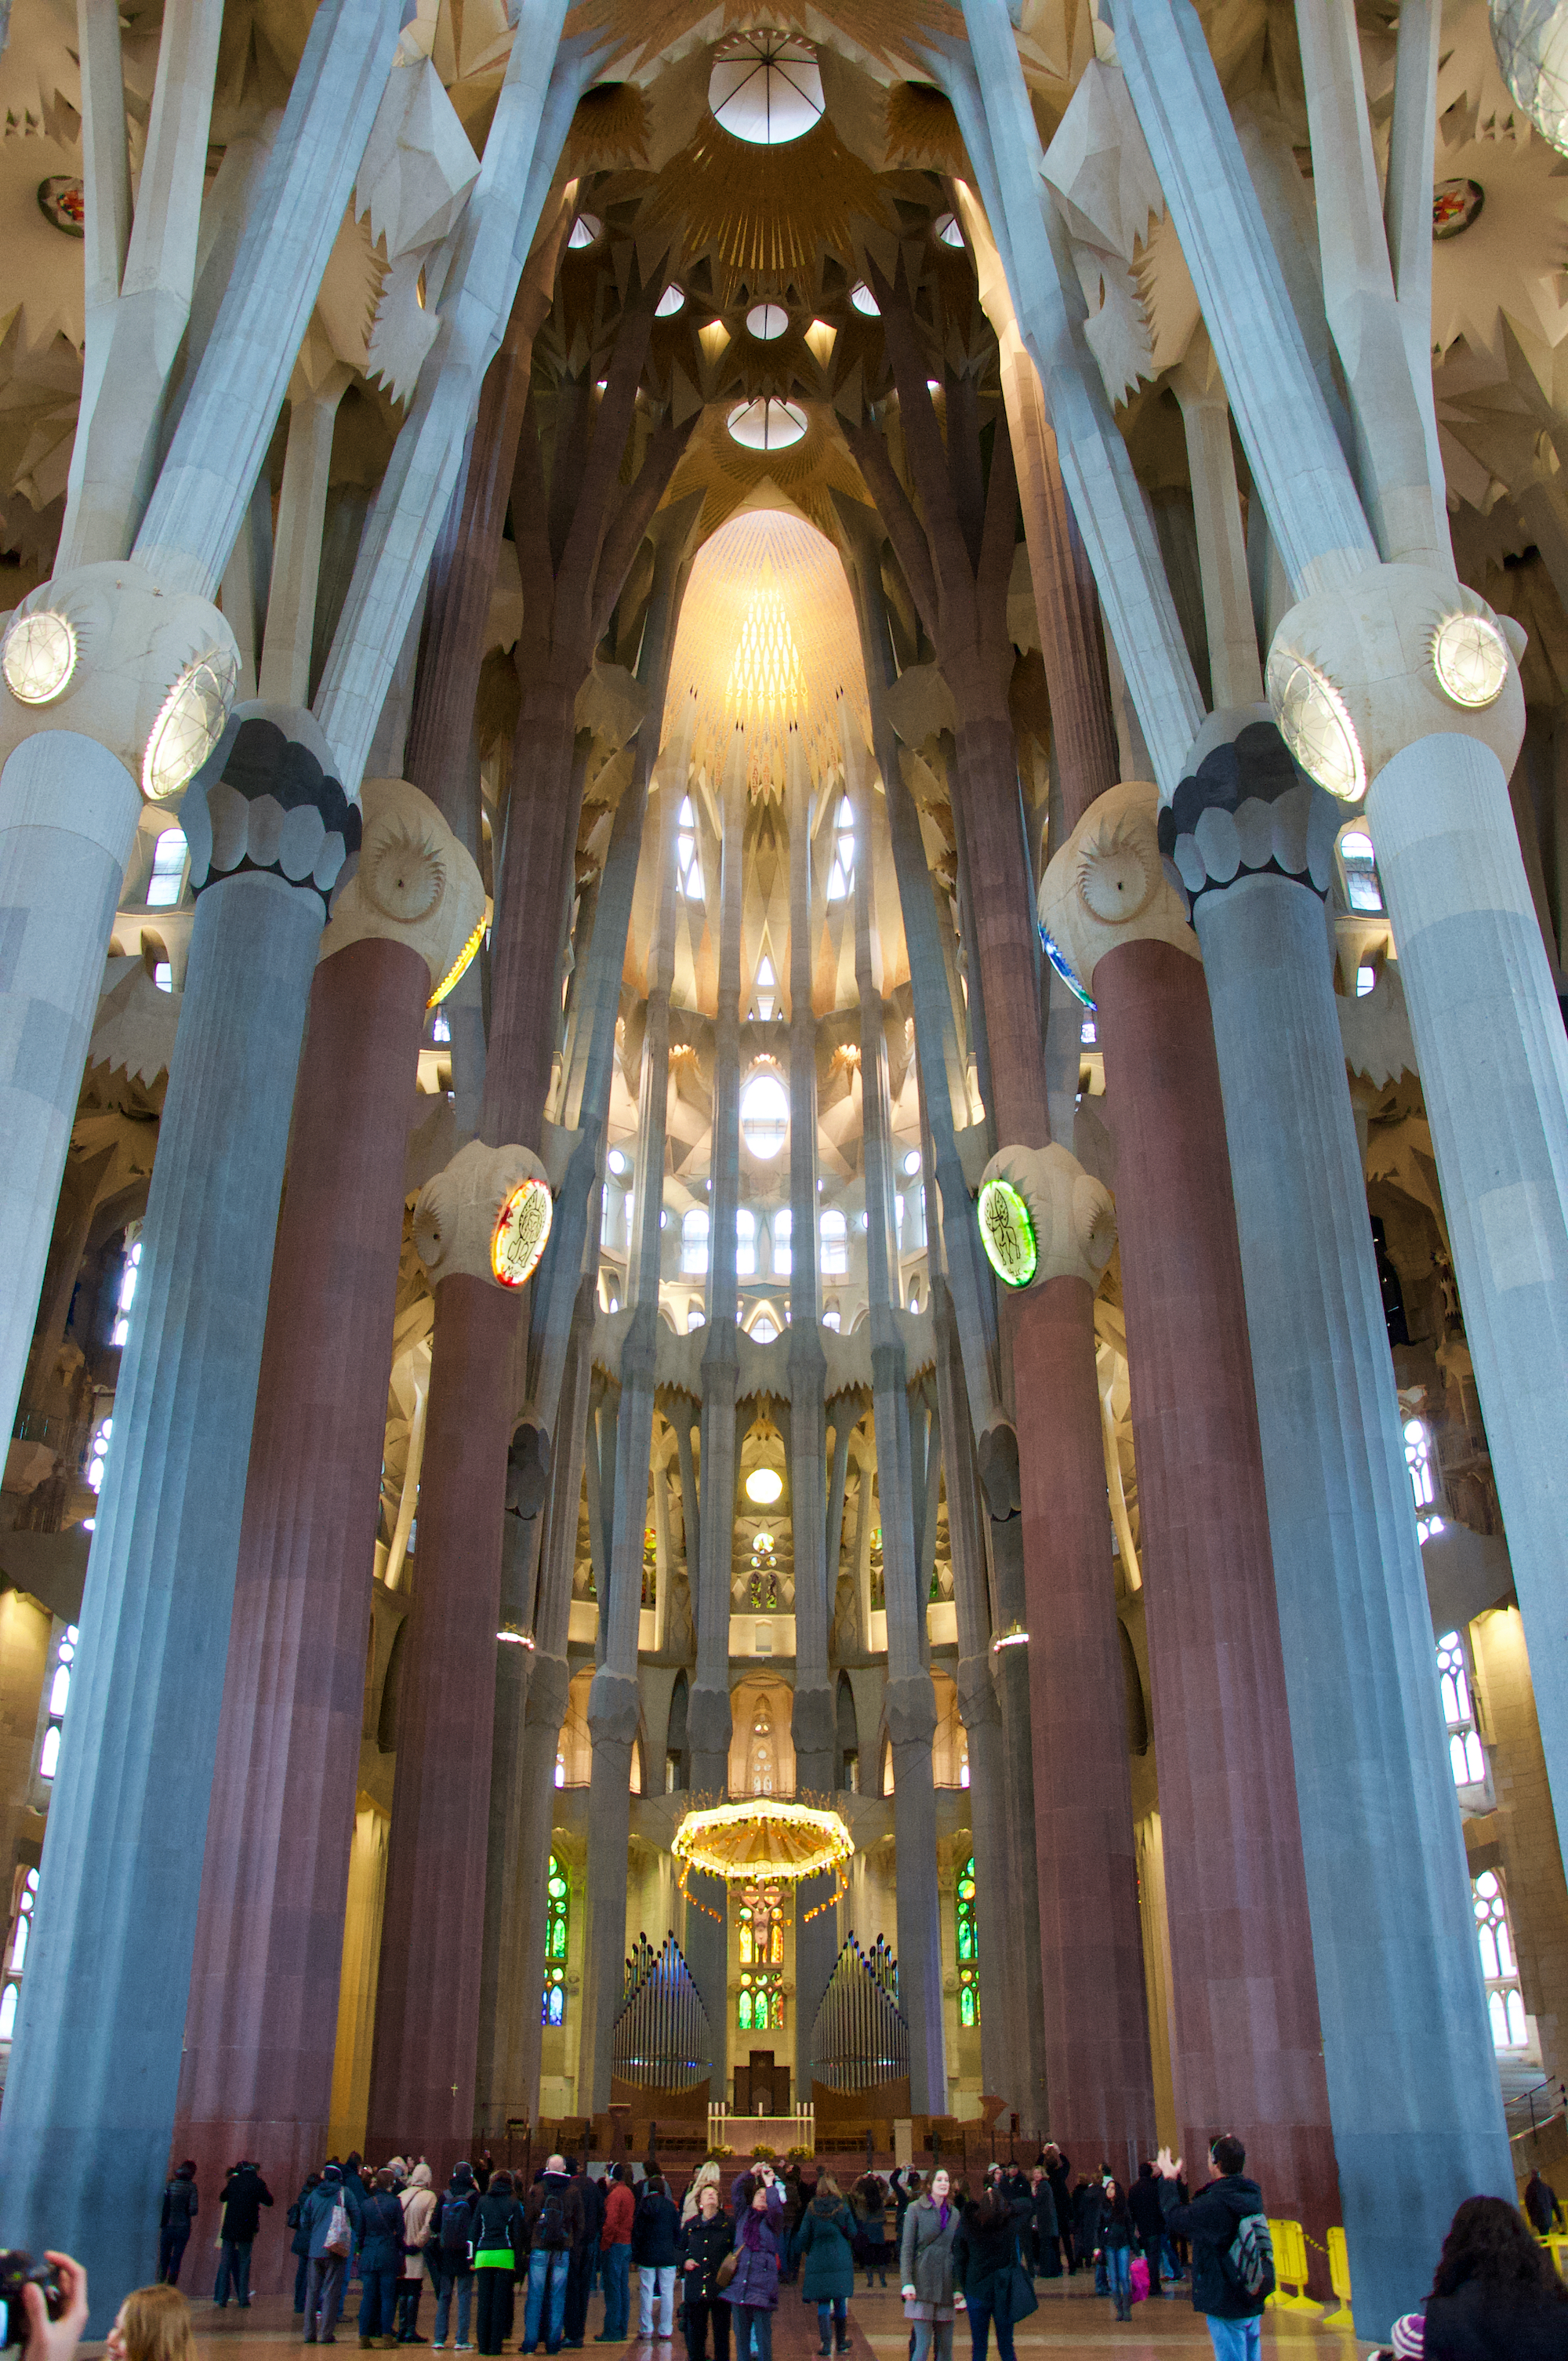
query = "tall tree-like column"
(842, 710, 946, 2114)
(0, 714, 356, 2315)
(579, 773, 684, 2113)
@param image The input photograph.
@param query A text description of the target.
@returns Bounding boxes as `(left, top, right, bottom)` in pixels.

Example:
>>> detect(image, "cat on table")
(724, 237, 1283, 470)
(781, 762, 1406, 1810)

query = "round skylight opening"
(143, 645, 240, 802)
(746, 1467, 784, 1506)
(1490, 0, 1568, 156)
(850, 282, 880, 317)
(2, 608, 75, 705)
(655, 285, 687, 318)
(746, 302, 789, 341)
(934, 211, 964, 249)
(727, 398, 808, 452)
(1265, 645, 1366, 802)
(568, 212, 603, 249)
(740, 1071, 790, 1158)
(710, 32, 825, 147)
(1432, 611, 1510, 708)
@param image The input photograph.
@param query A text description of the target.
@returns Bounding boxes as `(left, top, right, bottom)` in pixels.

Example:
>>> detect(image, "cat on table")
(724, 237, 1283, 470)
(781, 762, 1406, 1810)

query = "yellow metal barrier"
(1265, 2218, 1321, 2314)
(1323, 2228, 1353, 2328)
(1541, 2229, 1568, 2282)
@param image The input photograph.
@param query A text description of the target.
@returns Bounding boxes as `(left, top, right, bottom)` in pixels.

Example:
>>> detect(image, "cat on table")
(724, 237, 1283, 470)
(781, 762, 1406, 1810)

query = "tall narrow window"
(682, 1207, 710, 1276)
(956, 1854, 978, 2025)
(753, 953, 777, 1022)
(146, 828, 187, 910)
(773, 1208, 792, 1276)
(826, 797, 855, 902)
(1340, 829, 1384, 913)
(678, 797, 706, 903)
(1406, 1417, 1444, 1542)
(736, 1208, 757, 1277)
(1438, 1629, 1487, 1789)
(0, 1865, 38, 2041)
(1474, 1870, 1530, 2049)
(37, 1623, 78, 1783)
(111, 1223, 143, 1347)
(820, 1208, 848, 1275)
(543, 1852, 569, 2025)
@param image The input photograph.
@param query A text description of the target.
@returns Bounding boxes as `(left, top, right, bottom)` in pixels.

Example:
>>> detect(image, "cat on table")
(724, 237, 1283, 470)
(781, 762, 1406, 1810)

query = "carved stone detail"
(184, 705, 359, 906)
(1159, 716, 1341, 908)
(412, 1137, 550, 1288)
(320, 775, 485, 993)
(1038, 780, 1200, 991)
(981, 1140, 1116, 1292)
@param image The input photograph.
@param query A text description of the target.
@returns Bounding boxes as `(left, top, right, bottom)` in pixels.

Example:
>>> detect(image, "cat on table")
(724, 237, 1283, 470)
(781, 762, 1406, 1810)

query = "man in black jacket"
(215, 2159, 274, 2308)
(158, 2161, 199, 2287)
(1159, 2138, 1269, 2361)
(1040, 2148, 1073, 2274)
(561, 2158, 600, 2349)
(521, 2156, 585, 2356)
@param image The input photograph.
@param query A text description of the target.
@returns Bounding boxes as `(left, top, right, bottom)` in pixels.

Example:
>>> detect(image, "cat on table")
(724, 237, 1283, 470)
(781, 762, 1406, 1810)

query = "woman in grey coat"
(899, 2168, 959, 2361)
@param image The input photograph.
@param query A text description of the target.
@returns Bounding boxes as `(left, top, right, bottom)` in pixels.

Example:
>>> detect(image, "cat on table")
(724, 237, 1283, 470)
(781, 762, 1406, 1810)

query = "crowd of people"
(46, 2134, 1532, 2361)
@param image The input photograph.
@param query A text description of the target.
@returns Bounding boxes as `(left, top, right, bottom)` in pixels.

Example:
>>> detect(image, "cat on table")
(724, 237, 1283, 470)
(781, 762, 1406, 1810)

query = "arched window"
(111, 1223, 143, 1347)
(37, 1623, 78, 1785)
(749, 1309, 779, 1343)
(1438, 1629, 1486, 1788)
(740, 1073, 789, 1160)
(826, 797, 854, 902)
(736, 1208, 757, 1277)
(1474, 1870, 1529, 2048)
(1339, 828, 1383, 913)
(543, 1853, 569, 2025)
(682, 1207, 710, 1276)
(820, 1208, 848, 1275)
(678, 797, 706, 903)
(146, 827, 188, 910)
(0, 1864, 38, 2041)
(1406, 1418, 1443, 1543)
(956, 1854, 978, 2025)
(749, 1532, 779, 1615)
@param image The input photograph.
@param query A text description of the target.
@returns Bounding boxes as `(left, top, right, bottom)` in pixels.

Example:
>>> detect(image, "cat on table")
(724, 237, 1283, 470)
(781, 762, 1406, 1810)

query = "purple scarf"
(938, 2203, 949, 2232)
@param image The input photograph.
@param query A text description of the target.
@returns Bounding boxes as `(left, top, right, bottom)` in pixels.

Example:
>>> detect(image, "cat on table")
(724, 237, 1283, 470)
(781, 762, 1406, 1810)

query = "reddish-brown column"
(1094, 937, 1335, 2239)
(1014, 1273, 1153, 2175)
(173, 933, 427, 2264)
(365, 1273, 521, 2170)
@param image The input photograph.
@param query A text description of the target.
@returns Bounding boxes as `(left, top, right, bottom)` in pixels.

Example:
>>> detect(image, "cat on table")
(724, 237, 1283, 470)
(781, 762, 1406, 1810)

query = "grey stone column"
(785, 726, 837, 2079)
(579, 773, 682, 2115)
(844, 709, 946, 2115)
(0, 709, 354, 2315)
(1167, 719, 1513, 2333)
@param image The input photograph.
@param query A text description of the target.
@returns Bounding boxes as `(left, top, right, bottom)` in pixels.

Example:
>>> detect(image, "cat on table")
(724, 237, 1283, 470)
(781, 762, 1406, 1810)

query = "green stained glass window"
(543, 1854, 570, 2021)
(956, 1854, 978, 2024)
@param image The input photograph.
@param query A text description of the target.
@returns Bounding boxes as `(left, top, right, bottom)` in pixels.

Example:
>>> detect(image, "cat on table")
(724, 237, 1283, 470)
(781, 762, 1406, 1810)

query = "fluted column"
(579, 773, 682, 2114)
(175, 780, 481, 2261)
(0, 710, 356, 2315)
(1167, 721, 1512, 2330)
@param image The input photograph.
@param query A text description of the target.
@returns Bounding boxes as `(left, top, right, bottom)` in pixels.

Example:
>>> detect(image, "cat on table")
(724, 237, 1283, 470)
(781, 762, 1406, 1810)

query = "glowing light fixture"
(727, 397, 808, 452)
(1432, 612, 1510, 708)
(1040, 923, 1095, 1012)
(902, 1150, 921, 1177)
(850, 282, 880, 317)
(746, 1466, 783, 1506)
(1489, 1, 1568, 154)
(655, 285, 686, 317)
(497, 1629, 535, 1647)
(491, 1174, 553, 1288)
(2, 609, 75, 705)
(672, 1796, 854, 1896)
(746, 301, 789, 340)
(568, 212, 603, 248)
(710, 32, 824, 146)
(142, 645, 240, 801)
(977, 1176, 1038, 1291)
(1265, 645, 1366, 802)
(427, 916, 486, 1008)
(990, 1624, 1029, 1653)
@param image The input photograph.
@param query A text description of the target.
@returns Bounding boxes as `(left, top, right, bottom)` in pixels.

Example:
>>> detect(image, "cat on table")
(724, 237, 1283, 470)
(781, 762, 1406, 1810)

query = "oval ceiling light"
(1488, 0, 1568, 154)
(746, 301, 789, 341)
(727, 397, 808, 452)
(655, 285, 687, 317)
(568, 212, 603, 249)
(1265, 645, 1366, 802)
(710, 31, 824, 147)
(934, 211, 964, 249)
(1432, 611, 1511, 707)
(850, 282, 880, 317)
(142, 645, 240, 801)
(746, 1467, 784, 1506)
(2, 609, 76, 704)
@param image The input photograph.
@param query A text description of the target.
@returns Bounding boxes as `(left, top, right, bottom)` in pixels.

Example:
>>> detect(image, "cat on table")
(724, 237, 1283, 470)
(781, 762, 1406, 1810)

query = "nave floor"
(93, 2279, 1382, 2361)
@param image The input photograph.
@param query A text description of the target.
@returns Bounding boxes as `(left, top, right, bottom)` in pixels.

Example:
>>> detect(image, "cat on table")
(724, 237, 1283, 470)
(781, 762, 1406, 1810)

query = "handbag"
(716, 2247, 740, 2291)
(1128, 2256, 1149, 2305)
(324, 2198, 351, 2260)
(1003, 2264, 1038, 2325)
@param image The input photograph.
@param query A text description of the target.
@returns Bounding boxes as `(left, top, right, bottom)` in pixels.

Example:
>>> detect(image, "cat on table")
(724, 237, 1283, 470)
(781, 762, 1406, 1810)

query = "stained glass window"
(956, 1854, 978, 2026)
(0, 1865, 38, 2042)
(1474, 1870, 1529, 2049)
(1406, 1417, 1444, 1543)
(543, 1853, 569, 2025)
(1438, 1629, 1486, 1789)
(37, 1623, 77, 1785)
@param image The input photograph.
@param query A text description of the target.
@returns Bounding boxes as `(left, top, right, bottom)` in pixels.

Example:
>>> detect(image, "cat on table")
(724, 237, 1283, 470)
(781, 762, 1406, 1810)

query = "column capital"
(0, 559, 240, 800)
(412, 1138, 553, 1291)
(978, 1140, 1116, 1293)
(1160, 712, 1341, 908)
(183, 705, 359, 908)
(884, 1672, 938, 1750)
(1265, 562, 1525, 802)
(320, 775, 486, 997)
(1037, 779, 1199, 993)
(586, 1666, 641, 1746)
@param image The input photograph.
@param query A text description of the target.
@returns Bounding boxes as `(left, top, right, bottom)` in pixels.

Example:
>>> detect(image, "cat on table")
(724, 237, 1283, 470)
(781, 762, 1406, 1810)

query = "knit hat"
(1390, 2315, 1425, 2359)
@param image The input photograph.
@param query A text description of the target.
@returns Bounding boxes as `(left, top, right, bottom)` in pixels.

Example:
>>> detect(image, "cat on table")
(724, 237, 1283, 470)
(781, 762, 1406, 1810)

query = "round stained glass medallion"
(977, 1177, 1038, 1290)
(2, 610, 76, 705)
(1432, 611, 1511, 707)
(1265, 645, 1366, 802)
(492, 1175, 553, 1288)
(142, 645, 240, 801)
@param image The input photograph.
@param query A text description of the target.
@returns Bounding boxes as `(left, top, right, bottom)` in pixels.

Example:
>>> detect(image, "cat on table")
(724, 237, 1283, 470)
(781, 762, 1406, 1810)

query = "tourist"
(1127, 2163, 1167, 2299)
(303, 2161, 366, 2347)
(359, 2169, 412, 2352)
(1527, 2172, 1564, 2238)
(1091, 2181, 1135, 2326)
(677, 2178, 732, 2361)
(952, 2182, 1031, 2361)
(107, 2285, 195, 2361)
(397, 2163, 436, 2345)
(521, 2155, 583, 2357)
(1039, 2152, 1072, 2277)
(1070, 2179, 1105, 2293)
(596, 2164, 634, 2345)
(292, 2174, 324, 2318)
(157, 2163, 198, 2290)
(632, 2172, 681, 2344)
(1158, 2138, 1271, 2361)
(1385, 2193, 1568, 2357)
(852, 2174, 888, 2290)
(470, 2169, 526, 2357)
(724, 2178, 782, 2361)
(430, 2163, 480, 2354)
(1025, 2172, 1055, 2284)
(796, 2170, 855, 2356)
(900, 2166, 958, 2361)
(214, 2157, 274, 2308)
(681, 2165, 722, 2228)
(564, 2159, 600, 2348)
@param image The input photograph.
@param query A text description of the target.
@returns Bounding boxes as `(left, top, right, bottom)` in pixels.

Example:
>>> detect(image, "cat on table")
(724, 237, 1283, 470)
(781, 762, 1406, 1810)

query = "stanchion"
(1323, 2228, 1352, 2326)
(1265, 2219, 1321, 2313)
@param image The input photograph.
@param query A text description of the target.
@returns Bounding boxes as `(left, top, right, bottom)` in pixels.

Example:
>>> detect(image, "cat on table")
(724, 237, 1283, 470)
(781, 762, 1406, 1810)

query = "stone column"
(0, 710, 355, 2316)
(173, 782, 483, 2247)
(842, 710, 946, 2114)
(1041, 791, 1337, 2243)
(1165, 720, 1513, 2329)
(579, 774, 682, 2116)
(365, 1136, 552, 2168)
(256, 354, 353, 706)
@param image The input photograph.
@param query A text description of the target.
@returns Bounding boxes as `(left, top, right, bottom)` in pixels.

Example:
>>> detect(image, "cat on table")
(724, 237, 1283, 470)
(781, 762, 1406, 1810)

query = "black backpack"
(440, 2193, 474, 2256)
(537, 2189, 572, 2252)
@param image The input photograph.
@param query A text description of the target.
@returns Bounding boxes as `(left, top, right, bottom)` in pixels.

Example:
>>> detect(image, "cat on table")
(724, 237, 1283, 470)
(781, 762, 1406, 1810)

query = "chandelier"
(672, 1796, 854, 1919)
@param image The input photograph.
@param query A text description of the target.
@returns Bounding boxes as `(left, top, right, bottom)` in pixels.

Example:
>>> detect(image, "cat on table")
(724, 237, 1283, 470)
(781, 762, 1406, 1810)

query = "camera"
(0, 2254, 63, 2348)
